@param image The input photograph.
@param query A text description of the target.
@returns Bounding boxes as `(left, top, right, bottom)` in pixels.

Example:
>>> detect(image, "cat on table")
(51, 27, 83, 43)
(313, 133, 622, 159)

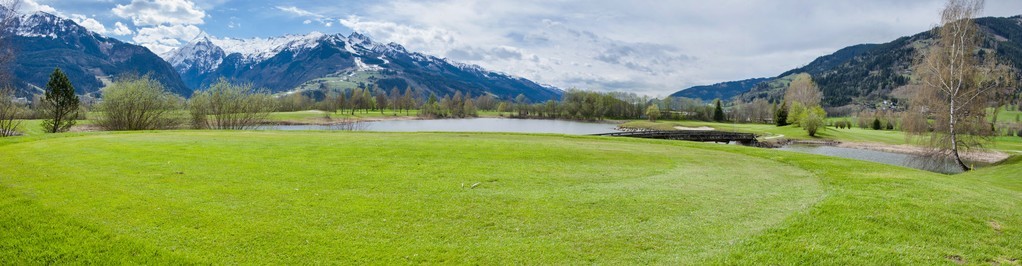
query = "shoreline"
(834, 141, 1009, 164)
(264, 115, 624, 126)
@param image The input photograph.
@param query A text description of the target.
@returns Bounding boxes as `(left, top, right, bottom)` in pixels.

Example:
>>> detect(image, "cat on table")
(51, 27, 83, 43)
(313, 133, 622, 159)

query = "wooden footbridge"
(593, 130, 758, 145)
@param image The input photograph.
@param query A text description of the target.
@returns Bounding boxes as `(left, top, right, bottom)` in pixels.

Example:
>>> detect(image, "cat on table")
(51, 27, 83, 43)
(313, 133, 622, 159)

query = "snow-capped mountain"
(0, 8, 189, 97)
(166, 31, 562, 101)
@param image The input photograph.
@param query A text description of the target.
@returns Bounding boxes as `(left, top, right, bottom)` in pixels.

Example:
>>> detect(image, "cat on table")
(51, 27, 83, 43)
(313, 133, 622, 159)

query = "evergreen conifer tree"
(775, 101, 789, 126)
(41, 68, 79, 133)
(713, 99, 725, 122)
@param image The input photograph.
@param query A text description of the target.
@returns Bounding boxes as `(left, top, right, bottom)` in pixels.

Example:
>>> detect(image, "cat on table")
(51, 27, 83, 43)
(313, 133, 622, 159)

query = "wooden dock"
(594, 130, 758, 145)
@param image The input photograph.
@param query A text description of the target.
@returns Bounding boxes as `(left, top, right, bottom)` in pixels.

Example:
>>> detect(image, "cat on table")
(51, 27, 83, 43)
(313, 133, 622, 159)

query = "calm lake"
(262, 118, 620, 135)
(777, 144, 980, 174)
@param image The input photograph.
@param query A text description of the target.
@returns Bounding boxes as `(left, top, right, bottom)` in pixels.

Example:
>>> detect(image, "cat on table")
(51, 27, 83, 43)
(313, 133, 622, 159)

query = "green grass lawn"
(1, 131, 1021, 264)
(9, 119, 93, 136)
(621, 119, 1022, 154)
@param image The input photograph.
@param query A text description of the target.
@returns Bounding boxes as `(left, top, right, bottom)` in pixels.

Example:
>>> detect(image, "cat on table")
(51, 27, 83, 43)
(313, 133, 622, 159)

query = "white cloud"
(276, 5, 335, 27)
(334, 0, 1022, 96)
(112, 21, 133, 35)
(69, 14, 108, 34)
(112, 0, 206, 26)
(133, 24, 202, 55)
(110, 0, 207, 57)
(275, 6, 321, 18)
(21, 0, 58, 15)
(340, 16, 457, 51)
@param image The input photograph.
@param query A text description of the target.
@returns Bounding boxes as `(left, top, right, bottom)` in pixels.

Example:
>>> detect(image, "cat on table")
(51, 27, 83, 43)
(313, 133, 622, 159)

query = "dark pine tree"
(775, 101, 789, 126)
(713, 99, 726, 122)
(41, 68, 80, 133)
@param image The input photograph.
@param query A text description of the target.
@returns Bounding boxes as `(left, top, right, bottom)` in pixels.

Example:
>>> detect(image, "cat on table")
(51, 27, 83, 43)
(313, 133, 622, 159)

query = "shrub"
(190, 79, 276, 130)
(646, 104, 660, 122)
(93, 75, 184, 130)
(801, 105, 826, 137)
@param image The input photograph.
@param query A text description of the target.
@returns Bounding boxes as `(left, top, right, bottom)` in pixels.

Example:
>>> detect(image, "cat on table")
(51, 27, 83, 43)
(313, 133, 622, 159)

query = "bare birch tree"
(0, 1, 21, 136)
(783, 73, 823, 125)
(911, 0, 1013, 171)
(1, 0, 21, 85)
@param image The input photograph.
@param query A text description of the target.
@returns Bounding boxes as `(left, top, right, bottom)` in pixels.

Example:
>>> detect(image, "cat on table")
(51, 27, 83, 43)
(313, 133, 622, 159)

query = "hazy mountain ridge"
(669, 77, 770, 102)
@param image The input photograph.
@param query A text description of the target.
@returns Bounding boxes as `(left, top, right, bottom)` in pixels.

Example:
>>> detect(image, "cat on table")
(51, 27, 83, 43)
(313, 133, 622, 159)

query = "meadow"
(1, 131, 1020, 264)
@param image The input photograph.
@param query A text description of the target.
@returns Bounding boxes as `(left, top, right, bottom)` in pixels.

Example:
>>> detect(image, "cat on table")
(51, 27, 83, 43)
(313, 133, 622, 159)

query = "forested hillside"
(677, 15, 1022, 109)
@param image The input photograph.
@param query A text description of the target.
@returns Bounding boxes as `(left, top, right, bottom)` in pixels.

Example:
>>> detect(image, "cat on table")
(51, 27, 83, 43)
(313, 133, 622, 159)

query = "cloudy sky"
(19, 0, 1022, 96)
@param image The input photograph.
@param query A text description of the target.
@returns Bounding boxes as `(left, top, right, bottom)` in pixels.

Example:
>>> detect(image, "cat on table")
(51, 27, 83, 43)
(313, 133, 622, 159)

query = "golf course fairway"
(1, 131, 1019, 264)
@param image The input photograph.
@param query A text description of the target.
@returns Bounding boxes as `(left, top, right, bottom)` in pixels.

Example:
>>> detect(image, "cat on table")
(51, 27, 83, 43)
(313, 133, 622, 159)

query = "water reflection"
(260, 118, 619, 135)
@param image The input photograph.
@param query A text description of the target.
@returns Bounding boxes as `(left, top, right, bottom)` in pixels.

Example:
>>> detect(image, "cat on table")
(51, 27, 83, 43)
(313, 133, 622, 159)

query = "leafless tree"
(910, 0, 1014, 171)
(784, 73, 822, 108)
(0, 1, 23, 137)
(0, 87, 21, 136)
(783, 73, 824, 125)
(1, 0, 22, 86)
(190, 79, 276, 130)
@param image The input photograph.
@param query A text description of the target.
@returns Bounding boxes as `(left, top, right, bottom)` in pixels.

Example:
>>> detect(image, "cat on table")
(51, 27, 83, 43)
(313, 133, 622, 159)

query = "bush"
(93, 75, 184, 130)
(833, 120, 853, 129)
(801, 105, 826, 137)
(646, 104, 660, 122)
(872, 118, 882, 130)
(190, 79, 276, 130)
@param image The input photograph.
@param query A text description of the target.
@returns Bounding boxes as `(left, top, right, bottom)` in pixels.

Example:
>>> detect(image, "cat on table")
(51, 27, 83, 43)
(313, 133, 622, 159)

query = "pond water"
(261, 118, 620, 135)
(777, 144, 980, 174)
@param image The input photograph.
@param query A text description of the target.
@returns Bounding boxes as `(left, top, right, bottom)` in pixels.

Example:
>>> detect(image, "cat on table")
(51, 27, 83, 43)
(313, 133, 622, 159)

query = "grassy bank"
(1, 131, 1020, 264)
(621, 120, 908, 144)
(621, 120, 1022, 154)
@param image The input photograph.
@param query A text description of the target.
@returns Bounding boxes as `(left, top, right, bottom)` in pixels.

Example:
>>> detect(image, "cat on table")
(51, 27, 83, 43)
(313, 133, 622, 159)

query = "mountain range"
(673, 15, 1022, 108)
(1, 9, 188, 97)
(1, 10, 562, 102)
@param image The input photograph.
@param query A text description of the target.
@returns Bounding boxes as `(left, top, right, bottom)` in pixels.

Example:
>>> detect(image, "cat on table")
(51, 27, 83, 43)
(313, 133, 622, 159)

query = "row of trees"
(0, 0, 23, 136)
(6, 70, 277, 133)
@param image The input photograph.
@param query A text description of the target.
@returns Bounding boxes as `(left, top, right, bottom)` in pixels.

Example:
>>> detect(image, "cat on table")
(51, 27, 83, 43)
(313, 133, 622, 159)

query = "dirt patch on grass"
(990, 220, 1003, 234)
(947, 255, 966, 265)
(69, 124, 102, 132)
